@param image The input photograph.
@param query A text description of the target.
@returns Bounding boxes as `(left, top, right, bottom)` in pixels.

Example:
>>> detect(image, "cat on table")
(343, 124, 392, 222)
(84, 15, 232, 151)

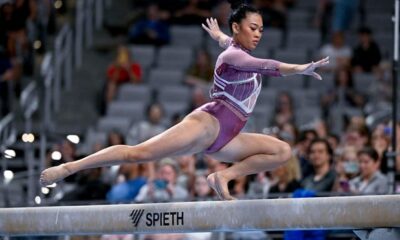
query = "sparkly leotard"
(199, 38, 282, 153)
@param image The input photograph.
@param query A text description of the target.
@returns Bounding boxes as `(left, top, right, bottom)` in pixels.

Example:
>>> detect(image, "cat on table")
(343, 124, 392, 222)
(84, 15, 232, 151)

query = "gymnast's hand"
(202, 18, 223, 41)
(297, 56, 329, 80)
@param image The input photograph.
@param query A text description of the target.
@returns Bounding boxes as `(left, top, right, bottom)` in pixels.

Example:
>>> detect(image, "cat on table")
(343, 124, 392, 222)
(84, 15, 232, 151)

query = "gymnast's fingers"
(312, 72, 322, 80)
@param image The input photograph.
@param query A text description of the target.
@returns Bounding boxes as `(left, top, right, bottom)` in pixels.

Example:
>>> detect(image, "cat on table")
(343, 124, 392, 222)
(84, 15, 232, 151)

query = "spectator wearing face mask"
(333, 146, 359, 193)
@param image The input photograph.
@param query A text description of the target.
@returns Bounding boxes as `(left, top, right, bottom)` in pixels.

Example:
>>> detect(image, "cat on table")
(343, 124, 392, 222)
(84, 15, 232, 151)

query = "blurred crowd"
(0, 0, 59, 116)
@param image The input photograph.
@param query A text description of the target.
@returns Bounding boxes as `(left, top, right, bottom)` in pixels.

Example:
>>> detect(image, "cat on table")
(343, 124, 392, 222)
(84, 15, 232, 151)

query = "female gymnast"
(40, 0, 329, 200)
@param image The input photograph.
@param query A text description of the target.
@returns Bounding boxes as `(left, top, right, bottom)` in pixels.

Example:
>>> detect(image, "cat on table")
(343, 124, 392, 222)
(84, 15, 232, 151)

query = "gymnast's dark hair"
(227, 0, 260, 33)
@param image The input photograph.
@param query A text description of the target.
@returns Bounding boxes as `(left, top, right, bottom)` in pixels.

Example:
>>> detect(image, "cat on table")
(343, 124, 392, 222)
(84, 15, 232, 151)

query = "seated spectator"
(294, 129, 318, 179)
(278, 122, 298, 147)
(231, 175, 249, 198)
(395, 122, 400, 174)
(185, 49, 213, 88)
(301, 138, 336, 192)
(192, 173, 213, 200)
(187, 86, 209, 113)
(371, 124, 390, 163)
(314, 119, 329, 139)
(319, 31, 352, 71)
(351, 27, 381, 73)
(104, 45, 142, 106)
(135, 158, 188, 202)
(106, 163, 148, 203)
(253, 0, 288, 35)
(126, 102, 166, 145)
(313, 0, 333, 44)
(103, 130, 148, 203)
(247, 172, 272, 199)
(175, 154, 196, 190)
(273, 91, 294, 127)
(333, 146, 359, 193)
(331, 0, 358, 33)
(60, 167, 111, 201)
(269, 157, 301, 195)
(214, 1, 231, 29)
(343, 123, 370, 152)
(349, 147, 389, 194)
(321, 67, 364, 116)
(0, 46, 21, 116)
(173, 0, 213, 25)
(1, 0, 35, 75)
(128, 4, 170, 46)
(126, 102, 166, 180)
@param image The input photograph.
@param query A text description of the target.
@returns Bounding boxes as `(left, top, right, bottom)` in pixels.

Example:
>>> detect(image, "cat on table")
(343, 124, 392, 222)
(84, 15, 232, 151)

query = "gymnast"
(40, 0, 329, 200)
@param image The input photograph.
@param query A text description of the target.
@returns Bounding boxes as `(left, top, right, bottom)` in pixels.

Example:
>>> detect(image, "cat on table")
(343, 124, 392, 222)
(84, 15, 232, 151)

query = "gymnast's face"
(232, 13, 263, 51)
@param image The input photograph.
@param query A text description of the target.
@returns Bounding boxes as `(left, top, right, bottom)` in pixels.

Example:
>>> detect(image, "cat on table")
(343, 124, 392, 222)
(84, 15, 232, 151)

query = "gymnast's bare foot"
(40, 164, 73, 186)
(207, 172, 236, 200)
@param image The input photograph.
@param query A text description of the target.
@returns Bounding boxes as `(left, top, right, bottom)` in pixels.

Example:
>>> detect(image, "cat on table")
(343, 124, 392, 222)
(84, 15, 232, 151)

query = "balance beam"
(1, 195, 399, 236)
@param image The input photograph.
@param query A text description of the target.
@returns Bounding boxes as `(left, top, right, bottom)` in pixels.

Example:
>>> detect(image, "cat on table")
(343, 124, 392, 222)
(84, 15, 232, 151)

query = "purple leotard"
(198, 38, 282, 153)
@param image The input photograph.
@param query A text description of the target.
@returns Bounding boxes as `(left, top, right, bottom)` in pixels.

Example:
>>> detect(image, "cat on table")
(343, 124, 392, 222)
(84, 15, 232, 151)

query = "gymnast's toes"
(39, 164, 71, 187)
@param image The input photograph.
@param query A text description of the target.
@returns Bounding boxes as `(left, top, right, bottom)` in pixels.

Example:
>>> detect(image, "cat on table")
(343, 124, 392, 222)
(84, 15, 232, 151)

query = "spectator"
(0, 46, 21, 116)
(173, 0, 213, 25)
(301, 138, 336, 192)
(107, 129, 126, 146)
(314, 119, 329, 139)
(1, 0, 36, 74)
(103, 130, 148, 203)
(371, 124, 390, 162)
(269, 157, 301, 194)
(314, 0, 334, 44)
(125, 102, 166, 145)
(128, 4, 170, 46)
(185, 49, 214, 88)
(60, 167, 111, 201)
(104, 45, 142, 107)
(351, 27, 382, 73)
(192, 173, 213, 200)
(247, 172, 272, 199)
(135, 158, 188, 202)
(332, 0, 359, 33)
(343, 123, 370, 152)
(278, 122, 298, 147)
(333, 146, 359, 193)
(126, 102, 166, 180)
(214, 1, 231, 29)
(294, 129, 317, 179)
(175, 154, 196, 190)
(321, 67, 364, 116)
(396, 122, 400, 174)
(106, 163, 148, 203)
(349, 147, 389, 194)
(231, 175, 249, 198)
(319, 32, 352, 71)
(187, 86, 209, 112)
(273, 91, 294, 127)
(253, 0, 288, 37)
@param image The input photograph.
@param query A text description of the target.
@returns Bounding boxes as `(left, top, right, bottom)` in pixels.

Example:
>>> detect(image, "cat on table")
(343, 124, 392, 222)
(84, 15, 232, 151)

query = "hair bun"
(227, 0, 245, 10)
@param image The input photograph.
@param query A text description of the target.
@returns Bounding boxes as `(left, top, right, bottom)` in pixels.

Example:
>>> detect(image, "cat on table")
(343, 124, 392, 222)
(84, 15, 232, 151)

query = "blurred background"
(0, 0, 399, 239)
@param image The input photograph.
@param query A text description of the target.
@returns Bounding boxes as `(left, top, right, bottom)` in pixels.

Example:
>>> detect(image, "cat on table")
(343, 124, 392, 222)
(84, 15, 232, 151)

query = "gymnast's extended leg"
(40, 111, 219, 186)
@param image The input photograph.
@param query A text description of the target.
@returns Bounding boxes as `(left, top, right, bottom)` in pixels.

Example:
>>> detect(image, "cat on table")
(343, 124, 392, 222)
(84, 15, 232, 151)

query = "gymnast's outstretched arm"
(221, 48, 329, 80)
(203, 18, 329, 80)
